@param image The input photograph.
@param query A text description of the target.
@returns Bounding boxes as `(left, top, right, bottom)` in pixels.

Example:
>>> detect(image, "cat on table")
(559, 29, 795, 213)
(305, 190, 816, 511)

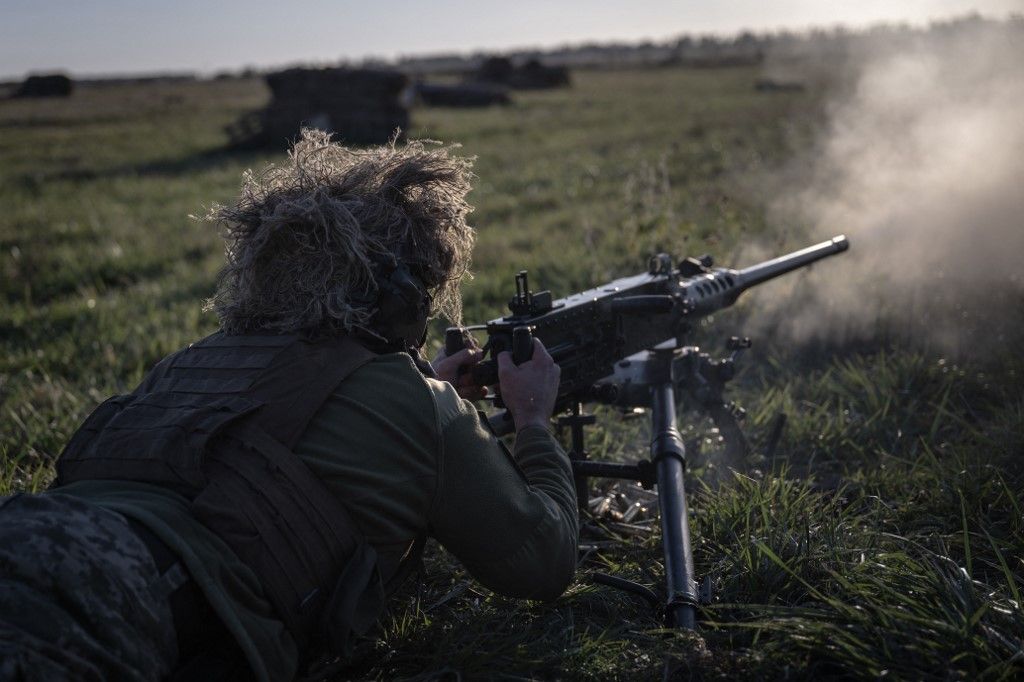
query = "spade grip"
(512, 326, 534, 364)
(445, 327, 468, 355)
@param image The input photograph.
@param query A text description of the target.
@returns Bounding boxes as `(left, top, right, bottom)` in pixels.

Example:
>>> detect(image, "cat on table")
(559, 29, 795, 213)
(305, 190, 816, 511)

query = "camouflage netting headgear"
(205, 129, 475, 335)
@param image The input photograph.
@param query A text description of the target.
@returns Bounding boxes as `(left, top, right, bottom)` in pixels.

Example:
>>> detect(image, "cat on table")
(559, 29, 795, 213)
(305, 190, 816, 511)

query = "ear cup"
(374, 262, 431, 347)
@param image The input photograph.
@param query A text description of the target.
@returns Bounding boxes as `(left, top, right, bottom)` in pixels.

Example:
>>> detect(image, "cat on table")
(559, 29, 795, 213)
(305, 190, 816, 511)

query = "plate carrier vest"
(56, 331, 383, 657)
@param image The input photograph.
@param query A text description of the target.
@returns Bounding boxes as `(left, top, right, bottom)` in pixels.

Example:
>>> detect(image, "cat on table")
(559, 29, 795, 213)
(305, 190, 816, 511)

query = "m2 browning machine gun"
(445, 235, 849, 629)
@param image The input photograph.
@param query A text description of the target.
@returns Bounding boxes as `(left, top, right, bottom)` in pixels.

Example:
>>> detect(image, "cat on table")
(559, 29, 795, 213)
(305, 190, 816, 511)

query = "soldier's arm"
(427, 342, 577, 600)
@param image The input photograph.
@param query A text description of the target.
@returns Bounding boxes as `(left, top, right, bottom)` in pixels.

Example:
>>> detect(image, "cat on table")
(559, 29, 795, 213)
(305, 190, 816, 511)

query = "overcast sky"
(2, 0, 1021, 79)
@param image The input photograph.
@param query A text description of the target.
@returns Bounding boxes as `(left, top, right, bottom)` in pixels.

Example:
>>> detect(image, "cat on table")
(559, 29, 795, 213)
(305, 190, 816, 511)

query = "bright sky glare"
(1, 0, 1020, 79)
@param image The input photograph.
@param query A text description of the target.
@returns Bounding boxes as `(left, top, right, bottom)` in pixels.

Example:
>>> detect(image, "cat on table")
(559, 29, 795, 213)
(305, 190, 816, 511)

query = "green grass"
(1, 68, 1020, 680)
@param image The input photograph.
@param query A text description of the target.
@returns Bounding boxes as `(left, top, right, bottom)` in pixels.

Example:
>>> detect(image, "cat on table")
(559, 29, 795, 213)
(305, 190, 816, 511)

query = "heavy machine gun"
(445, 235, 849, 629)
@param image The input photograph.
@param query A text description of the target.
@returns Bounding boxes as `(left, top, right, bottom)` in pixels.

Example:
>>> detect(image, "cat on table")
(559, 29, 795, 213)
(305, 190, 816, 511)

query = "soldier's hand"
(497, 339, 560, 432)
(433, 346, 487, 401)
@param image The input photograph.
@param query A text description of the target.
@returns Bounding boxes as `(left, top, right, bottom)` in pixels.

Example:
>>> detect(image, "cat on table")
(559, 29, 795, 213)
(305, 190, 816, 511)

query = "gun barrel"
(735, 235, 848, 291)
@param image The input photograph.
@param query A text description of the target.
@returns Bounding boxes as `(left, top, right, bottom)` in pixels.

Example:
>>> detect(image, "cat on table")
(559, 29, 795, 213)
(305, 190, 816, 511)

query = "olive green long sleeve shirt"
(60, 351, 578, 681)
(298, 352, 578, 600)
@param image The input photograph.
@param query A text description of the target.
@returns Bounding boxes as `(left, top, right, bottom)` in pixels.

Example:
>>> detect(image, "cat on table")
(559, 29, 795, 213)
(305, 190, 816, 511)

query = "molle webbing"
(56, 332, 381, 655)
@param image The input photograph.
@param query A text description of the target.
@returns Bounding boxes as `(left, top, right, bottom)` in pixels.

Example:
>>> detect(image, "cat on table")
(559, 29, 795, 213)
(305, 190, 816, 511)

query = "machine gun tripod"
(564, 336, 752, 629)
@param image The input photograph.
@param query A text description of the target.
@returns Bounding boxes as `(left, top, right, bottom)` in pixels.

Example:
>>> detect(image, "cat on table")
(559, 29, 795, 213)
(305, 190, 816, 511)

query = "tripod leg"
(651, 383, 699, 629)
(562, 403, 596, 514)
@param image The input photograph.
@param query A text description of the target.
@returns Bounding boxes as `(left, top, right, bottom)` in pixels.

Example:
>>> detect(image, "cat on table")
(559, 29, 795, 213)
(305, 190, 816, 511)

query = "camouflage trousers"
(0, 493, 178, 681)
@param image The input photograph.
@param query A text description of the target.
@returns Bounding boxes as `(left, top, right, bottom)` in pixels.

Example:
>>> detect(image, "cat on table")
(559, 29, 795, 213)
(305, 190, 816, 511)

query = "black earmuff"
(373, 260, 431, 349)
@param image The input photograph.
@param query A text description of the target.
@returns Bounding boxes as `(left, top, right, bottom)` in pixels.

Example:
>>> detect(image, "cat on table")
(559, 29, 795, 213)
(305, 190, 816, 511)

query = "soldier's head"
(205, 129, 475, 346)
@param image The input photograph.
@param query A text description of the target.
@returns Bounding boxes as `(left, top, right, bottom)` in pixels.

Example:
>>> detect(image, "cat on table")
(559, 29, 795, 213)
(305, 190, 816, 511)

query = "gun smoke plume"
(749, 17, 1024, 357)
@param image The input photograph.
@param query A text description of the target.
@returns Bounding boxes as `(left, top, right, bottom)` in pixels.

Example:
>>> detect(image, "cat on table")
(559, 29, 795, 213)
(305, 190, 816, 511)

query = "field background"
(1, 66, 1022, 680)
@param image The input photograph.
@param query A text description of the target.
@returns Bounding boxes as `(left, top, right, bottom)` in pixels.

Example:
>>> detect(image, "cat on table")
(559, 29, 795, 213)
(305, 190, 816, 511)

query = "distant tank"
(471, 57, 570, 90)
(227, 67, 409, 148)
(412, 82, 511, 107)
(14, 74, 73, 98)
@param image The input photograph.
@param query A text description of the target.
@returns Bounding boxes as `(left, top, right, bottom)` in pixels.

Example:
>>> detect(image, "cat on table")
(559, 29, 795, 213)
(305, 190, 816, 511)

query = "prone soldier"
(0, 130, 577, 681)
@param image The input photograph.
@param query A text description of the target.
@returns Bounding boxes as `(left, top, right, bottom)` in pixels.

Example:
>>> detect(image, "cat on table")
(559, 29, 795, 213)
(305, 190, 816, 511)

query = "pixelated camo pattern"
(0, 493, 177, 681)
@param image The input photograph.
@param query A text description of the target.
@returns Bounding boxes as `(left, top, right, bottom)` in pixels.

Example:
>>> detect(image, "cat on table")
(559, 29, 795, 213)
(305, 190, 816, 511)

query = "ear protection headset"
(371, 258, 432, 350)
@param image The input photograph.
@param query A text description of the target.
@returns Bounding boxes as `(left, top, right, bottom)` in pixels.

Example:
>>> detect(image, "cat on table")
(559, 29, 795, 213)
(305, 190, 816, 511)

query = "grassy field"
(1, 67, 1021, 680)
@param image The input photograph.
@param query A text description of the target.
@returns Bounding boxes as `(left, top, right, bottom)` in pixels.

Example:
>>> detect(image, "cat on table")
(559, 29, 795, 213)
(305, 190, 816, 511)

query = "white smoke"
(750, 16, 1024, 356)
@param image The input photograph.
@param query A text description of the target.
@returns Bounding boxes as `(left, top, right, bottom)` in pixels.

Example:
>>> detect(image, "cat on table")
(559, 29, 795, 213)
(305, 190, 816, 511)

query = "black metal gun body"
(467, 235, 849, 412)
(476, 269, 672, 408)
